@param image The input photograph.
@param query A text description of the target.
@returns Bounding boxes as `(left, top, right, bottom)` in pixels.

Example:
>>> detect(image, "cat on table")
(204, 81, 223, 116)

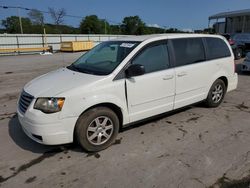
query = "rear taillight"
(229, 39, 235, 45)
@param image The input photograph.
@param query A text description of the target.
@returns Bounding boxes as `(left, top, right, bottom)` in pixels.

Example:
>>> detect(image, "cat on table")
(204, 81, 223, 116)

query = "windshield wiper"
(79, 69, 96, 75)
(67, 64, 79, 71)
(67, 64, 97, 75)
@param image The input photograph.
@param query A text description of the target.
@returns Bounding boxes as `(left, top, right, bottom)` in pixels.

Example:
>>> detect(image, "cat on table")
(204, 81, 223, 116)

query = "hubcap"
(211, 84, 223, 103)
(86, 116, 114, 145)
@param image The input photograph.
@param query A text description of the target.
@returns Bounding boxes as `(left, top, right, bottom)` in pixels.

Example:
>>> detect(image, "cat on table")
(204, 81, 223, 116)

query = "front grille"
(18, 91, 34, 114)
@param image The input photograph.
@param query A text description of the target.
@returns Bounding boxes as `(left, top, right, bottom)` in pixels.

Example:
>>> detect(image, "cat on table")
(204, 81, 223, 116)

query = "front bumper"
(17, 107, 77, 145)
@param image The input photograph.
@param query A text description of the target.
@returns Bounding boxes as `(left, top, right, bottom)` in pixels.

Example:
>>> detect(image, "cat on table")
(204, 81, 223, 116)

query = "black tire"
(75, 107, 119, 152)
(205, 79, 226, 108)
(234, 47, 243, 60)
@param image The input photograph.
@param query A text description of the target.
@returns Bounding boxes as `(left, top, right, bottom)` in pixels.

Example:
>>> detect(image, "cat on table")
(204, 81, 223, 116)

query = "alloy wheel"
(86, 116, 114, 145)
(211, 84, 224, 103)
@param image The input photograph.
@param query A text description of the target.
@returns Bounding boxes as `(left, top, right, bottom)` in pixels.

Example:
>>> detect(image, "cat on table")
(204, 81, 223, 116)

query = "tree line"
(0, 8, 189, 34)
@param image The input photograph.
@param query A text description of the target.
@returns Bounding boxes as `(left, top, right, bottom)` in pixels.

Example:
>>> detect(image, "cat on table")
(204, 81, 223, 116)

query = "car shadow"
(121, 106, 193, 132)
(8, 106, 195, 153)
(8, 115, 82, 154)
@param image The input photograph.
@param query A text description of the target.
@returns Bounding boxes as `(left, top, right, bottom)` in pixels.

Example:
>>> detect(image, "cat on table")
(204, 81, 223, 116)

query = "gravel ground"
(0, 53, 250, 188)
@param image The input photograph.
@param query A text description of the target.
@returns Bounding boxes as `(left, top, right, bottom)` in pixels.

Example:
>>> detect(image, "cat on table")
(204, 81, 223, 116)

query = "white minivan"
(17, 34, 238, 151)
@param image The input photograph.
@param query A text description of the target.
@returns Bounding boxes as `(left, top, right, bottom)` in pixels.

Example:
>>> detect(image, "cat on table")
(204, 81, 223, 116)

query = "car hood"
(24, 67, 105, 97)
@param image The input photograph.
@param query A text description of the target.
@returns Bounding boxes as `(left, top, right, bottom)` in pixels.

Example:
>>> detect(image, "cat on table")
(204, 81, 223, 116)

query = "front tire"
(205, 79, 226, 108)
(75, 107, 119, 152)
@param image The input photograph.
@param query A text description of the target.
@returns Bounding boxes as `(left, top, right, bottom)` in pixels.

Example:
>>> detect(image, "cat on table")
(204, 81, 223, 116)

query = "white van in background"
(17, 34, 238, 152)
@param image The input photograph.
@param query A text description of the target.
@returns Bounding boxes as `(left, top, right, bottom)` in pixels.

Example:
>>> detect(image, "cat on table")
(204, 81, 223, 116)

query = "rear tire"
(205, 79, 226, 108)
(75, 107, 119, 152)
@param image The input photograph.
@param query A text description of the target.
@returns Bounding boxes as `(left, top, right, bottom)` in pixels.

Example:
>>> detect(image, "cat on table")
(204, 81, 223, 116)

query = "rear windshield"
(68, 41, 140, 75)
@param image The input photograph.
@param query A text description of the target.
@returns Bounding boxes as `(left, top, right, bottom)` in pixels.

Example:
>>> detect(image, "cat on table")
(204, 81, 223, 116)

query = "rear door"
(126, 41, 175, 122)
(170, 37, 210, 109)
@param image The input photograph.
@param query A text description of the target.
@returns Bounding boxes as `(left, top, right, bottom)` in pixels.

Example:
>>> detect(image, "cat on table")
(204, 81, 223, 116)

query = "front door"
(126, 41, 175, 122)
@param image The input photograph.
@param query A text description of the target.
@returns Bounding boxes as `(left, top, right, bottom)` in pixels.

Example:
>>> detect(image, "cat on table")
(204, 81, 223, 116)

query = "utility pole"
(104, 19, 107, 34)
(101, 19, 107, 34)
(119, 23, 122, 34)
(17, 7, 23, 34)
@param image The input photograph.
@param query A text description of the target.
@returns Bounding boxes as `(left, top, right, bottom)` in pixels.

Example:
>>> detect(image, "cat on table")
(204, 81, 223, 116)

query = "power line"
(0, 6, 24, 33)
(0, 5, 83, 19)
(0, 5, 121, 24)
(0, 5, 123, 34)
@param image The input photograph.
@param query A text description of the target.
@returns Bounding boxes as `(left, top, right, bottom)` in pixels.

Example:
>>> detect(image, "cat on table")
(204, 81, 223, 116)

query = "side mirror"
(125, 64, 145, 78)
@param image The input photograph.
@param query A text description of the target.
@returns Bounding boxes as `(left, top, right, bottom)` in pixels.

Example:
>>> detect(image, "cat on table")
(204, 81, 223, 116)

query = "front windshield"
(68, 41, 140, 75)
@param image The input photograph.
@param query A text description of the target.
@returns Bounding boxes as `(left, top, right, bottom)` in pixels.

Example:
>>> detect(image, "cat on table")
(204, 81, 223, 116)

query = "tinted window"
(242, 34, 250, 40)
(132, 43, 169, 73)
(232, 33, 250, 41)
(172, 38, 205, 67)
(205, 37, 231, 60)
(233, 34, 241, 40)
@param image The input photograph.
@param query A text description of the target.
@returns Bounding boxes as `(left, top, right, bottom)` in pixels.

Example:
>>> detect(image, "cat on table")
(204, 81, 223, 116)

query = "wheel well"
(73, 103, 123, 141)
(218, 76, 228, 89)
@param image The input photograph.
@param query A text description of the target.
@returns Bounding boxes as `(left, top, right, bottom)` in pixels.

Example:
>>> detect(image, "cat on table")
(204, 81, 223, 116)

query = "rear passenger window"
(205, 38, 231, 60)
(172, 38, 205, 67)
(132, 43, 169, 73)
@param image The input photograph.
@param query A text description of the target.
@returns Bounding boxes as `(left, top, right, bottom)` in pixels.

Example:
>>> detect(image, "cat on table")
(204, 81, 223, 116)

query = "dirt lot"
(0, 53, 250, 188)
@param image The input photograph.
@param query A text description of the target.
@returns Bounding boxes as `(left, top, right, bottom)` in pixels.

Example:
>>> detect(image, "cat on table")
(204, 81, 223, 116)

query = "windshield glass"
(68, 41, 140, 75)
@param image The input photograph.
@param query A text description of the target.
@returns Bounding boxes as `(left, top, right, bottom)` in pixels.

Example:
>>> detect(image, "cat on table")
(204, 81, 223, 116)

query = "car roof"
(112, 34, 224, 42)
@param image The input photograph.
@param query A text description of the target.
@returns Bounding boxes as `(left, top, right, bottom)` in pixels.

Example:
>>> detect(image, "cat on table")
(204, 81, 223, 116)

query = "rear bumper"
(17, 108, 77, 145)
(227, 73, 238, 92)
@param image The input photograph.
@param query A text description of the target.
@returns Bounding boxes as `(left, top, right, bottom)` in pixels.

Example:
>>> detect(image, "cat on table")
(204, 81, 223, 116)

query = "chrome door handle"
(163, 75, 174, 80)
(177, 72, 187, 77)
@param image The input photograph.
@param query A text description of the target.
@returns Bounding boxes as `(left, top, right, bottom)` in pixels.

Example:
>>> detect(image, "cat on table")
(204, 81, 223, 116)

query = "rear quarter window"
(205, 37, 231, 60)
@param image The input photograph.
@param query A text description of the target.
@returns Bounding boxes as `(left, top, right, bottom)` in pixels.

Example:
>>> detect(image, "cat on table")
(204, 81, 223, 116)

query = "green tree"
(80, 15, 109, 34)
(0, 28, 6, 34)
(109, 25, 121, 34)
(121, 16, 146, 35)
(165, 28, 183, 33)
(144, 26, 165, 34)
(1, 16, 32, 34)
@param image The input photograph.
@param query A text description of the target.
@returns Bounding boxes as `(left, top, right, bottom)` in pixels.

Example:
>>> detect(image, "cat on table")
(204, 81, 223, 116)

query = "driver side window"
(132, 42, 170, 73)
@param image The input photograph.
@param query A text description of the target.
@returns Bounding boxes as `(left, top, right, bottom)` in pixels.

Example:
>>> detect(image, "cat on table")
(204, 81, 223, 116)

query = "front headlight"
(34, 98, 65, 113)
